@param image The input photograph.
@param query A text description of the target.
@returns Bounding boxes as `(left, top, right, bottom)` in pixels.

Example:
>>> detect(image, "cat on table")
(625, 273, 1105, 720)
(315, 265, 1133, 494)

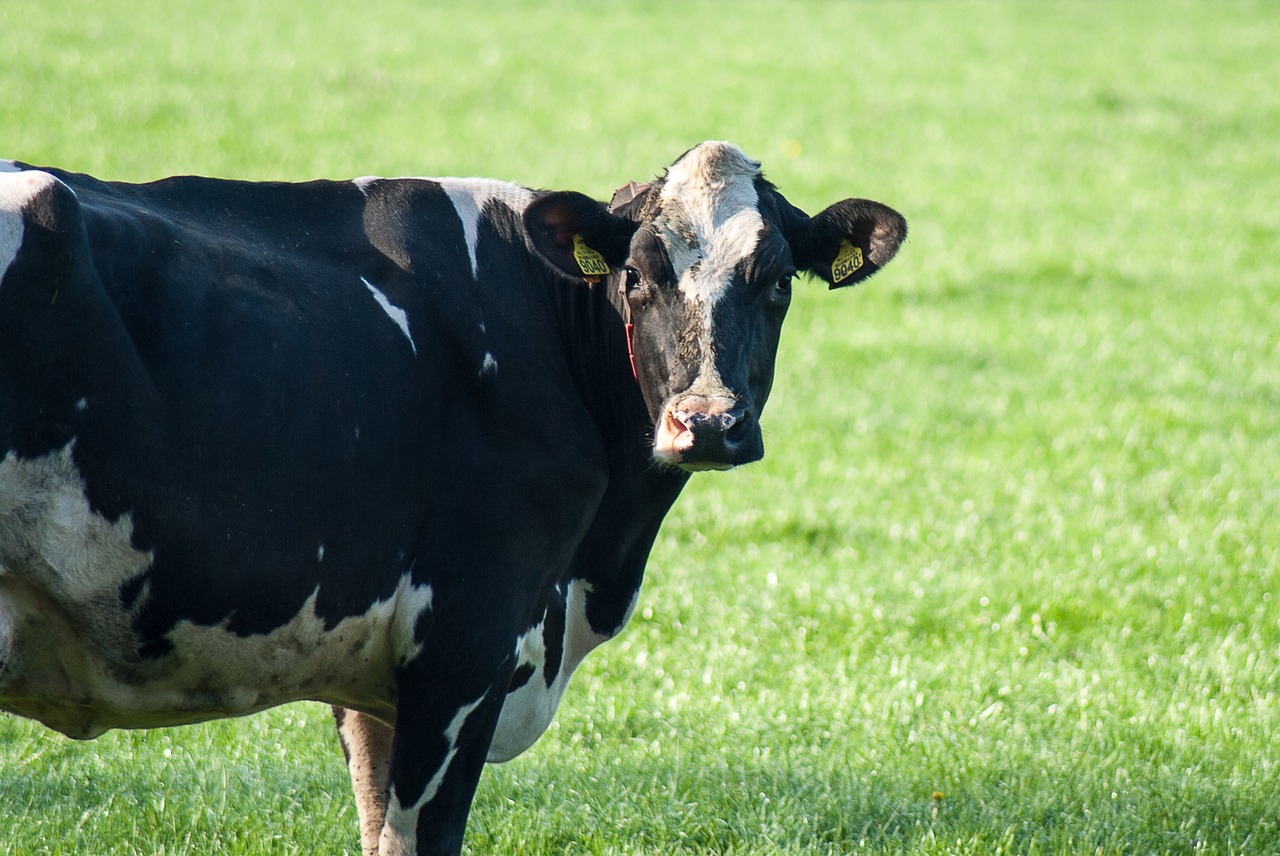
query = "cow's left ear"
(789, 198, 907, 289)
(524, 191, 639, 281)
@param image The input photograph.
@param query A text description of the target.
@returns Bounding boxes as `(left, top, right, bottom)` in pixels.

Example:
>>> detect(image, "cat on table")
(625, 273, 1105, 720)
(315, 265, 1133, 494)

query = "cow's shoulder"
(1, 163, 84, 272)
(352, 176, 534, 281)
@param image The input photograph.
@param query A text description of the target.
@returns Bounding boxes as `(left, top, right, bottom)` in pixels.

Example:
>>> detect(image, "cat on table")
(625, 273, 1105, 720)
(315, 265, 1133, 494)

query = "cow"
(0, 142, 906, 855)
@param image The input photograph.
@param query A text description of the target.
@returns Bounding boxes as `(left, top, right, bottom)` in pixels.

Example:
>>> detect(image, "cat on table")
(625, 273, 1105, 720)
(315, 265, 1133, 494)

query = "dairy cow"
(0, 143, 905, 854)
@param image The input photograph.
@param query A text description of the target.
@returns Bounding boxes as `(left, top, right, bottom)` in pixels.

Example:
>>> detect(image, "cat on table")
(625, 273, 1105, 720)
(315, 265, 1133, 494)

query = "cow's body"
(0, 145, 904, 854)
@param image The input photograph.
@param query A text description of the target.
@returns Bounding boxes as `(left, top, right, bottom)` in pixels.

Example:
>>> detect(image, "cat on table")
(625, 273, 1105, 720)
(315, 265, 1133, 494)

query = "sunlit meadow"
(2, 1, 1277, 852)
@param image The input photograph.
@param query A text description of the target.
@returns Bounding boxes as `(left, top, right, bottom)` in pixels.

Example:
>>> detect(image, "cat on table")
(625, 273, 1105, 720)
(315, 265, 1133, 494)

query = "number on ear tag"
(573, 235, 610, 277)
(832, 240, 864, 284)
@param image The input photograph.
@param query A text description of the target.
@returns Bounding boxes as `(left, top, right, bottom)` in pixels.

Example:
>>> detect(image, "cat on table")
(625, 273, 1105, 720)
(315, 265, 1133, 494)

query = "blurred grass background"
(2, 0, 1278, 853)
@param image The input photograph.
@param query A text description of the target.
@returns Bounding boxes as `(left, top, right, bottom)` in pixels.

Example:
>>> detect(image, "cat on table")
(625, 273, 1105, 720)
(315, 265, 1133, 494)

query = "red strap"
(625, 322, 639, 381)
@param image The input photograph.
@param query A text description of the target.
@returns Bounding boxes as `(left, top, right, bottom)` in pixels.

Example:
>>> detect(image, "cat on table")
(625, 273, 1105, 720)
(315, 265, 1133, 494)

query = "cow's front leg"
(334, 707, 394, 856)
(376, 660, 511, 856)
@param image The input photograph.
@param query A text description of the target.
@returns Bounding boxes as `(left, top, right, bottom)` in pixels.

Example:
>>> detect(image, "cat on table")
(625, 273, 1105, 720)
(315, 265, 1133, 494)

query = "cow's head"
(526, 142, 906, 472)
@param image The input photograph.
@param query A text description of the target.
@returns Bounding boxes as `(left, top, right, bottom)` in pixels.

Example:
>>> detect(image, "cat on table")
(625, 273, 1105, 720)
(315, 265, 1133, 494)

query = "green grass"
(3, 0, 1278, 853)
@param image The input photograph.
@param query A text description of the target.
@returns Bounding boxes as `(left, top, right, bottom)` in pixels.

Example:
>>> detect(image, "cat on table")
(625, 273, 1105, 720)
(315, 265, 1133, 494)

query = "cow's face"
(526, 142, 906, 472)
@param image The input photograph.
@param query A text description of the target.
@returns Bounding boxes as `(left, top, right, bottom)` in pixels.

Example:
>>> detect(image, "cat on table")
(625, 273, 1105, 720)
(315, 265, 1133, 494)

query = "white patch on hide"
(0, 442, 155, 736)
(379, 785, 421, 856)
(163, 588, 386, 717)
(0, 443, 151, 613)
(424, 695, 485, 803)
(380, 692, 487, 856)
(0, 169, 64, 286)
(158, 572, 432, 727)
(1, 444, 433, 737)
(350, 175, 533, 280)
(362, 277, 416, 355)
(488, 578, 630, 762)
(0, 213, 21, 286)
(437, 178, 534, 279)
(388, 574, 433, 664)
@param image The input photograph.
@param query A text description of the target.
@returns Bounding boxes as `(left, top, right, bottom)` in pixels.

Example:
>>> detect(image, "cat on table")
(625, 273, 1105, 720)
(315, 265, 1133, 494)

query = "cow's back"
(0, 165, 607, 738)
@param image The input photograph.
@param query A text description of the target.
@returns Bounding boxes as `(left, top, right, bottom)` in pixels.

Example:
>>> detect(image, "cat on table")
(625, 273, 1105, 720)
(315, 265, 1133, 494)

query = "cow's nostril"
(724, 410, 753, 447)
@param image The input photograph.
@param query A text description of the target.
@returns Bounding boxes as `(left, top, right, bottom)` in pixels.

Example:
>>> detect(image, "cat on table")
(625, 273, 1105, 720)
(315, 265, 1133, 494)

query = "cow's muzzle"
(653, 395, 762, 471)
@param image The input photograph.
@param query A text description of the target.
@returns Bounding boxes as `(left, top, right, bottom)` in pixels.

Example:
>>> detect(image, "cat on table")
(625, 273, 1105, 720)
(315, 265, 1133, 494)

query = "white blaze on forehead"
(657, 142, 764, 306)
(653, 143, 765, 393)
(437, 178, 534, 279)
(362, 277, 416, 355)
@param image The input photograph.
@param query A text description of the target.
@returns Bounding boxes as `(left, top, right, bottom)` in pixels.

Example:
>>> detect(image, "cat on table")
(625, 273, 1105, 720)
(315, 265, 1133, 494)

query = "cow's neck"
(545, 270, 690, 629)
(546, 274, 648, 447)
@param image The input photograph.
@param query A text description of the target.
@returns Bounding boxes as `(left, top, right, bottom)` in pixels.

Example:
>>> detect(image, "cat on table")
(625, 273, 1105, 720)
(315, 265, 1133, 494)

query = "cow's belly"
(0, 571, 421, 739)
(0, 445, 421, 738)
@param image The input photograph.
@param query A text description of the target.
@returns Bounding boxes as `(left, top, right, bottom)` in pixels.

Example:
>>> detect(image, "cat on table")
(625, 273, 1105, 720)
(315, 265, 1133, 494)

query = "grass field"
(3, 0, 1278, 853)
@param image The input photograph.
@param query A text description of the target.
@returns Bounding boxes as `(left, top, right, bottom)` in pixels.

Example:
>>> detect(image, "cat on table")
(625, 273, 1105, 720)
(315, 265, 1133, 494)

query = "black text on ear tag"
(573, 234, 610, 277)
(831, 240, 864, 285)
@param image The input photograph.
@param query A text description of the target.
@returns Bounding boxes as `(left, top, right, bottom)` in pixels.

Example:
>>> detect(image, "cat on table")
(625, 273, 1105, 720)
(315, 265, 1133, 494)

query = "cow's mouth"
(652, 395, 761, 472)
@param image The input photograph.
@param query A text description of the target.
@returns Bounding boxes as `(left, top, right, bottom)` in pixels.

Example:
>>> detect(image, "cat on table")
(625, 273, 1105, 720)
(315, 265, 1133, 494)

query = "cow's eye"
(766, 273, 793, 309)
(624, 267, 652, 306)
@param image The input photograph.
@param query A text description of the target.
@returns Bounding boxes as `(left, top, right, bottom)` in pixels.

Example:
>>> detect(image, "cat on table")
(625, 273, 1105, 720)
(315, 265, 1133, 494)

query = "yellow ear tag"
(572, 234, 610, 277)
(831, 240, 864, 284)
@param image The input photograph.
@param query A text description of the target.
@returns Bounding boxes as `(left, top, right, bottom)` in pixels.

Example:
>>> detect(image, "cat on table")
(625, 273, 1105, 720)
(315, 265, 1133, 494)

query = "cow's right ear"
(524, 191, 638, 280)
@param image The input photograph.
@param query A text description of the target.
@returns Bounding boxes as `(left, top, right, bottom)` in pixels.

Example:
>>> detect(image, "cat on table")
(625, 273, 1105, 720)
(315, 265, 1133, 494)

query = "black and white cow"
(0, 143, 905, 854)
